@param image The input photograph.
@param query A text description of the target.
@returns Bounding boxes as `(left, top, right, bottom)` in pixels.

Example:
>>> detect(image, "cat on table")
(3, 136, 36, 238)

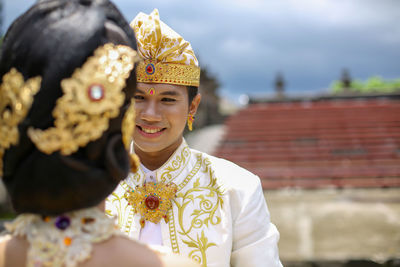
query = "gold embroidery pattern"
(132, 172, 142, 184)
(168, 209, 180, 254)
(123, 209, 135, 235)
(106, 192, 127, 228)
(177, 154, 202, 191)
(167, 154, 202, 255)
(120, 180, 138, 233)
(106, 174, 145, 234)
(0, 68, 41, 177)
(160, 145, 191, 183)
(171, 154, 224, 266)
(28, 44, 138, 155)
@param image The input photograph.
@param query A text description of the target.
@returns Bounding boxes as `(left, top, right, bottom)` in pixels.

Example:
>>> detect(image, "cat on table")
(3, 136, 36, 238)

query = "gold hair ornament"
(0, 69, 41, 177)
(122, 98, 140, 173)
(28, 44, 139, 155)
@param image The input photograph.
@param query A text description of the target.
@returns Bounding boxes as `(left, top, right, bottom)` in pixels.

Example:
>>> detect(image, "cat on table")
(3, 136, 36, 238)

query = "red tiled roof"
(214, 98, 400, 189)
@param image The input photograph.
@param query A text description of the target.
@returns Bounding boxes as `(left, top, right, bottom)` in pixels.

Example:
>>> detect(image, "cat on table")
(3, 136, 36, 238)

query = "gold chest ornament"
(124, 182, 177, 228)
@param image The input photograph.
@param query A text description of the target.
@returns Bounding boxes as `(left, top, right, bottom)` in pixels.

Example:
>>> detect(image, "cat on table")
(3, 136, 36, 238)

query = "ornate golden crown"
(132, 9, 200, 87)
(136, 60, 200, 87)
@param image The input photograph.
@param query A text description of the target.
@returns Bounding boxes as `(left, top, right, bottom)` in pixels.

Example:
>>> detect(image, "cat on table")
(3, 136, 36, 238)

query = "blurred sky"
(3, 0, 400, 103)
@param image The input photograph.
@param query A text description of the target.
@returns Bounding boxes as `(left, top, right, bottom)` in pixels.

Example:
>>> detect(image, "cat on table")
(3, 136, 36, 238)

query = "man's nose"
(141, 101, 162, 122)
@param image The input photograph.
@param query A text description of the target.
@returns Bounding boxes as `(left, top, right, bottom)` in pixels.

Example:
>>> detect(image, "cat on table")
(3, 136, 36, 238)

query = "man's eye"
(162, 98, 176, 102)
(134, 95, 144, 100)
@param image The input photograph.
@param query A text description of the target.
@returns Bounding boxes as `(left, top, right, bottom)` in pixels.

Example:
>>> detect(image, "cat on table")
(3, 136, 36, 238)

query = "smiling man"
(106, 9, 282, 267)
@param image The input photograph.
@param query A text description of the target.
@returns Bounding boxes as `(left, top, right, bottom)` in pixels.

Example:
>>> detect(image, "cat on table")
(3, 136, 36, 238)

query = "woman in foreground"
(0, 0, 198, 266)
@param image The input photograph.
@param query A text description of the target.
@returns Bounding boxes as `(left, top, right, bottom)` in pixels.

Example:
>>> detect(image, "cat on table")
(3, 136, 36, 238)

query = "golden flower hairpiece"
(0, 69, 41, 177)
(28, 43, 139, 155)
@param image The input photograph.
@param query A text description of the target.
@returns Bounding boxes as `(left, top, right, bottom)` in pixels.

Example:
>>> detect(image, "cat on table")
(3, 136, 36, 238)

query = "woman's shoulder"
(0, 235, 28, 267)
(158, 252, 200, 267)
(0, 235, 10, 267)
(81, 235, 159, 267)
(0, 234, 199, 267)
(84, 235, 199, 267)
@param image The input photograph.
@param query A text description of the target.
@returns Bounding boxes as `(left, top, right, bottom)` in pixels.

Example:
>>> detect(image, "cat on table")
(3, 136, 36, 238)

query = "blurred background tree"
(331, 75, 400, 94)
(191, 65, 223, 130)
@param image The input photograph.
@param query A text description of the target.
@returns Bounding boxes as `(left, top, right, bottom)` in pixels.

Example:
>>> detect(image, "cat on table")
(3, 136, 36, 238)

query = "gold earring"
(187, 114, 194, 131)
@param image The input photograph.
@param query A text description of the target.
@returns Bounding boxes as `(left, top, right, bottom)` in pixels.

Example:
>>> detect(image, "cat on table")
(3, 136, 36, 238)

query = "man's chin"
(133, 141, 167, 154)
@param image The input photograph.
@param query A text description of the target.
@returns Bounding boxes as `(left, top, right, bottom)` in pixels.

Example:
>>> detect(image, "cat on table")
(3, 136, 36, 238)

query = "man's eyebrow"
(159, 91, 181, 96)
(136, 88, 146, 94)
(135, 88, 182, 96)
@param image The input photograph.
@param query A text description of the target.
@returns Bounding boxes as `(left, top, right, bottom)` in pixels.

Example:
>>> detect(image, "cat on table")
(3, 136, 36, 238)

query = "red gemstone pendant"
(145, 195, 160, 210)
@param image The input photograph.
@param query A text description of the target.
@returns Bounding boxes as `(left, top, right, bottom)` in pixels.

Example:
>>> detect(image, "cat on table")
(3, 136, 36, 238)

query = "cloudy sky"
(3, 0, 400, 103)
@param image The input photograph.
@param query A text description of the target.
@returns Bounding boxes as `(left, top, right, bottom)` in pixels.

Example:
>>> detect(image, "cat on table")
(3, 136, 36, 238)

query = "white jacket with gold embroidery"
(106, 140, 282, 267)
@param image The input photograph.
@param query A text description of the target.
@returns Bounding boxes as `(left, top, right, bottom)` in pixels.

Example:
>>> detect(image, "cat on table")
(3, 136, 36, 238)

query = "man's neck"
(134, 139, 183, 171)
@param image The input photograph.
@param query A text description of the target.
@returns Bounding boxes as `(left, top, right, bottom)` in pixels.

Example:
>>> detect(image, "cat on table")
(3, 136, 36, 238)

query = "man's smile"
(137, 125, 166, 137)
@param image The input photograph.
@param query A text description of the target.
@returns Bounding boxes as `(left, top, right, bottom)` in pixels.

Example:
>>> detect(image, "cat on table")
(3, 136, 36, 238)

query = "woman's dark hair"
(0, 0, 137, 215)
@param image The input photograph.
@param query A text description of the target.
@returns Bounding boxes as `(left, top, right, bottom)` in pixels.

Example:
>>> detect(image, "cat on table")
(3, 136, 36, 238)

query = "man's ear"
(189, 93, 201, 115)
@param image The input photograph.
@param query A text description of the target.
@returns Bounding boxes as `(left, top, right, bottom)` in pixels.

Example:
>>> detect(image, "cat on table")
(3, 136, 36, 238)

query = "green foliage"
(331, 76, 400, 94)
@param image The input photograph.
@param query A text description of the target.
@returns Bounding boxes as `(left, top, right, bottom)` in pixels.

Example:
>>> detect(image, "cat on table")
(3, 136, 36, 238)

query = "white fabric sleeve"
(230, 177, 282, 267)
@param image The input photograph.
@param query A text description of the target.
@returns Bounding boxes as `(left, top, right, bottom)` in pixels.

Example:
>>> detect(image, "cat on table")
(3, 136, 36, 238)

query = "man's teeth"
(142, 127, 162, 134)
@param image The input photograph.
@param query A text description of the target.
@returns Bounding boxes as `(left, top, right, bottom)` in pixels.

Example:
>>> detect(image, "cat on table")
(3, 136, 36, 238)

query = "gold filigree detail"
(122, 99, 139, 173)
(136, 60, 200, 87)
(168, 208, 180, 254)
(0, 68, 41, 177)
(172, 154, 224, 266)
(182, 231, 217, 267)
(160, 145, 191, 183)
(28, 44, 139, 155)
(125, 182, 177, 228)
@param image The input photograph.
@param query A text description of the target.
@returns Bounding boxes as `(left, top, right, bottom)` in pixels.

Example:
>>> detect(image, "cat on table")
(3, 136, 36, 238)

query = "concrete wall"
(264, 188, 400, 264)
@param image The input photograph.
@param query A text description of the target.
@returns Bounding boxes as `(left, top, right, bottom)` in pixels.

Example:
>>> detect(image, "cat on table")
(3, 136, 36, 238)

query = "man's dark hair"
(187, 86, 199, 105)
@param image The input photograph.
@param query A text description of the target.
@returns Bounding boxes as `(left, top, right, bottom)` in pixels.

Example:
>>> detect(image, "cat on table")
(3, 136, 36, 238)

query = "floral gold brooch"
(124, 182, 177, 228)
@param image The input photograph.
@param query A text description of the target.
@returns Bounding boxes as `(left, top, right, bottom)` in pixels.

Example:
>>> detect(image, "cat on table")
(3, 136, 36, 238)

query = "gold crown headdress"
(131, 9, 200, 87)
(0, 43, 140, 177)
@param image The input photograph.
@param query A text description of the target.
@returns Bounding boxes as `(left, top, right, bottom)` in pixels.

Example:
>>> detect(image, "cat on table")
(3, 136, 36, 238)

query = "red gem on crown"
(145, 63, 155, 75)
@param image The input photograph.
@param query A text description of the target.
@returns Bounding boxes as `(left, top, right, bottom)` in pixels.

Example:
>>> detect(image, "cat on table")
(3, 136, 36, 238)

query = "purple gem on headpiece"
(55, 215, 71, 230)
